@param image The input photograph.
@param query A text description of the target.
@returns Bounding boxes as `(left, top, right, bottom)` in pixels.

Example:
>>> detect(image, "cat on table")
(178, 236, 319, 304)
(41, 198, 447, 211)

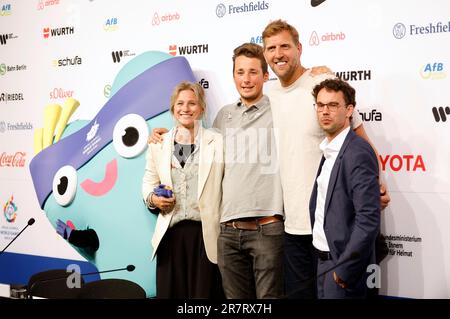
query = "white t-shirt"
(267, 70, 362, 235)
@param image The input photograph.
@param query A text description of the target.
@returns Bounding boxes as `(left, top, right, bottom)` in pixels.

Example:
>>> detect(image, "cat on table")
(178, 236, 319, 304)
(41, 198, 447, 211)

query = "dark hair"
(232, 42, 268, 74)
(312, 78, 356, 107)
(262, 19, 300, 48)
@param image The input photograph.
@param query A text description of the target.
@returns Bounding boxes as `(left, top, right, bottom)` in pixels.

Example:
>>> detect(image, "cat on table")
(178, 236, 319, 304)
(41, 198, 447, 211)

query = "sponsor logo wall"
(0, 0, 449, 298)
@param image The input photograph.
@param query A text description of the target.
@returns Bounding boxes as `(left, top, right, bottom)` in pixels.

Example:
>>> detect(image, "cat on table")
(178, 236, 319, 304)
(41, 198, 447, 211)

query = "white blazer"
(142, 126, 224, 264)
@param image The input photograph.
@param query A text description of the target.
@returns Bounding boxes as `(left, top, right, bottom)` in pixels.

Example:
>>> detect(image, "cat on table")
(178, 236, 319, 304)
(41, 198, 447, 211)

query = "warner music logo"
(216, 1, 269, 18)
(0, 33, 17, 45)
(111, 50, 135, 63)
(379, 154, 426, 172)
(49, 88, 74, 99)
(52, 56, 82, 67)
(0, 63, 27, 76)
(0, 121, 33, 133)
(250, 35, 263, 44)
(309, 30, 345, 46)
(335, 70, 371, 81)
(1, 4, 12, 16)
(393, 21, 450, 39)
(169, 44, 208, 56)
(432, 106, 450, 123)
(0, 92, 24, 103)
(43, 26, 74, 39)
(0, 151, 26, 167)
(104, 18, 118, 31)
(37, 0, 60, 11)
(358, 109, 382, 122)
(420, 62, 446, 80)
(151, 12, 180, 26)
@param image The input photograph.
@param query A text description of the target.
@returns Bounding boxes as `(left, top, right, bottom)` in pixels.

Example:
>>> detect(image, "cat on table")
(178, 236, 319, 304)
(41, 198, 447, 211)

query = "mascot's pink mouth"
(66, 220, 76, 230)
(80, 159, 118, 196)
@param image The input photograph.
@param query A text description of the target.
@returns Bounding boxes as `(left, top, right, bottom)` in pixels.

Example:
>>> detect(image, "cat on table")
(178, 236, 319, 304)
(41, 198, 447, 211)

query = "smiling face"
(172, 89, 204, 129)
(233, 55, 268, 106)
(263, 30, 302, 87)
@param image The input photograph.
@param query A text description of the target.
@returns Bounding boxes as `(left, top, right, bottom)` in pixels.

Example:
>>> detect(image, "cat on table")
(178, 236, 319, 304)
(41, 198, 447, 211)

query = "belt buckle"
(232, 221, 237, 229)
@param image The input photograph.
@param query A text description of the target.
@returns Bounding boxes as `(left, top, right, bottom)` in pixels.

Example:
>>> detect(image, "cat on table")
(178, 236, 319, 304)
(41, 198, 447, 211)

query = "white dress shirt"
(312, 127, 351, 252)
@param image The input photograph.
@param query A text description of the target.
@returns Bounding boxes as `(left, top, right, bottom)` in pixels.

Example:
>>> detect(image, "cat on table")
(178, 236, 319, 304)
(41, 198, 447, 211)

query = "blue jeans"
(217, 221, 284, 299)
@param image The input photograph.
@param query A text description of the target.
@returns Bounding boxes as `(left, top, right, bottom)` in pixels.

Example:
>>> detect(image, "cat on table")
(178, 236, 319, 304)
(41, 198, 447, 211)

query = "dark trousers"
(156, 220, 224, 299)
(283, 233, 317, 299)
(316, 258, 367, 299)
(217, 221, 284, 299)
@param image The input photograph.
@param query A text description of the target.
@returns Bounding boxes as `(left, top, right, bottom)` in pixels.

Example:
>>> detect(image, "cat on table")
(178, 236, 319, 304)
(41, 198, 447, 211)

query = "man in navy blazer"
(309, 78, 380, 298)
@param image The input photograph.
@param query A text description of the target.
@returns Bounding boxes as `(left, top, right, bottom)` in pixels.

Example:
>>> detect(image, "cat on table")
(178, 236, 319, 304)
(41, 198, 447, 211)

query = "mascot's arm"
(57, 219, 99, 253)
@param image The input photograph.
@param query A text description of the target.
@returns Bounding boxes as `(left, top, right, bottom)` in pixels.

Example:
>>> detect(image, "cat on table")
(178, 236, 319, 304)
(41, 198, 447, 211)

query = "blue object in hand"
(153, 184, 173, 198)
(56, 219, 73, 240)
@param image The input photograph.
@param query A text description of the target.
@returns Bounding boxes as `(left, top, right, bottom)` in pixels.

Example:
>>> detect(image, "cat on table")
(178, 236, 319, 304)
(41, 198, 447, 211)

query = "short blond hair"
(262, 19, 300, 48)
(169, 81, 206, 116)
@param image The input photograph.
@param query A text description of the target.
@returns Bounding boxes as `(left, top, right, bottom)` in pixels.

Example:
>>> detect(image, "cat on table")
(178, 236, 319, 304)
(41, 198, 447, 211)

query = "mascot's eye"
(113, 113, 149, 158)
(52, 165, 78, 206)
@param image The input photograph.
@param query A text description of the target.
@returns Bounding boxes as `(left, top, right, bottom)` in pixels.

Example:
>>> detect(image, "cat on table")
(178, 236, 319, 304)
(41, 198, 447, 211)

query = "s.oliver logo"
(379, 155, 426, 172)
(0, 151, 26, 167)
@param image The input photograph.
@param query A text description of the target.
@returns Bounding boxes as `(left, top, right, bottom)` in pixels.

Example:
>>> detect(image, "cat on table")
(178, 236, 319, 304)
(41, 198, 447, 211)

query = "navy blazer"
(309, 129, 380, 286)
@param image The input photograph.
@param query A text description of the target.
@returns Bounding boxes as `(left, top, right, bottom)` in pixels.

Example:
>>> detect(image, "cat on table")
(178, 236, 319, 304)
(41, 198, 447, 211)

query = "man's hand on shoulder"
(148, 127, 169, 144)
(310, 65, 333, 76)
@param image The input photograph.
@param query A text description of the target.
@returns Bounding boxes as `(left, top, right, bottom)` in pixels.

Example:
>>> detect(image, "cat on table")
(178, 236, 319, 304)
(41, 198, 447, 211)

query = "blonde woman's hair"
(169, 81, 206, 119)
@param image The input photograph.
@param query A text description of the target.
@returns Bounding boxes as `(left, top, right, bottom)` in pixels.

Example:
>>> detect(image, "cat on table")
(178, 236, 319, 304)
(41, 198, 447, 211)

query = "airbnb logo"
(379, 155, 426, 172)
(0, 152, 26, 167)
(309, 30, 346, 46)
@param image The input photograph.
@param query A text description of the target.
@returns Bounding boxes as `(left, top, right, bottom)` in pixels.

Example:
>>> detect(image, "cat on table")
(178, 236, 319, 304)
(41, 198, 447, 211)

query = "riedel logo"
(0, 92, 24, 103)
(309, 30, 345, 46)
(379, 155, 426, 172)
(432, 106, 450, 122)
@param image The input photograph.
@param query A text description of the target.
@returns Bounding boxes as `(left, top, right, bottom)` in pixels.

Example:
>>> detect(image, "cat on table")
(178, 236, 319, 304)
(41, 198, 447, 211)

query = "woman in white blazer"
(142, 81, 224, 298)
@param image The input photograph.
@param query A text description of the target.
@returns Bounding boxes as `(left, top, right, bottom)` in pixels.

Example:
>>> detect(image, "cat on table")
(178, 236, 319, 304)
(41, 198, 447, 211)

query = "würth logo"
(0, 34, 9, 45)
(112, 51, 123, 63)
(432, 106, 450, 122)
(43, 26, 75, 39)
(168, 44, 209, 56)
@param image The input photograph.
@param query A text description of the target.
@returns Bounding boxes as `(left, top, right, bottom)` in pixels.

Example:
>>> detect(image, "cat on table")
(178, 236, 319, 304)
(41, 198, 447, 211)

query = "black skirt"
(156, 220, 224, 299)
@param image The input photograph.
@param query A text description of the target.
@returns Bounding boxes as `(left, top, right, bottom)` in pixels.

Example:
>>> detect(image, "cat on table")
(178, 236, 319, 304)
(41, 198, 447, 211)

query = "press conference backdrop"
(0, 0, 449, 298)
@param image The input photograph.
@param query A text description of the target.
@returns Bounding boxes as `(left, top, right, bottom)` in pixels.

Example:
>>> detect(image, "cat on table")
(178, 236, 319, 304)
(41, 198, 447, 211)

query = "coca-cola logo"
(0, 152, 26, 167)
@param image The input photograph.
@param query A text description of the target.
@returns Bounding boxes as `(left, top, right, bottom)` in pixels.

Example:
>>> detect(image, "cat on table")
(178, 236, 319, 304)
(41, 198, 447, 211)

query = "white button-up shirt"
(312, 127, 351, 252)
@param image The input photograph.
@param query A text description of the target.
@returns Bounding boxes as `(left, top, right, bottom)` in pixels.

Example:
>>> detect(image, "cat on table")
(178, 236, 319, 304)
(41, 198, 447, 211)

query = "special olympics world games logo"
(393, 23, 406, 39)
(216, 3, 226, 18)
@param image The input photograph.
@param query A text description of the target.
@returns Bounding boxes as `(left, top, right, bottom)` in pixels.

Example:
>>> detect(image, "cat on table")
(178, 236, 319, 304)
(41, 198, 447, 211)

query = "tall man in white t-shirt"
(262, 19, 390, 298)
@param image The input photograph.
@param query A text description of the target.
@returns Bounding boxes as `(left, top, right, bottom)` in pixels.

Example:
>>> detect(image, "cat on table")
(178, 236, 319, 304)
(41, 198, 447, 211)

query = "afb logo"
(104, 18, 118, 31)
(250, 35, 263, 44)
(1, 4, 12, 16)
(393, 23, 406, 39)
(420, 63, 446, 80)
(432, 106, 450, 122)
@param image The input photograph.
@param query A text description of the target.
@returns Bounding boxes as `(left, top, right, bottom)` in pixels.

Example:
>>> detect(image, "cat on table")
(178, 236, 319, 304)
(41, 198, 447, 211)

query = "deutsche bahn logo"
(112, 51, 123, 63)
(0, 34, 8, 45)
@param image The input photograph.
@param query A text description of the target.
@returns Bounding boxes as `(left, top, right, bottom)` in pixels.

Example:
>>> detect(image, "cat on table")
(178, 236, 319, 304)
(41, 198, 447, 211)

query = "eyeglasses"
(313, 102, 347, 112)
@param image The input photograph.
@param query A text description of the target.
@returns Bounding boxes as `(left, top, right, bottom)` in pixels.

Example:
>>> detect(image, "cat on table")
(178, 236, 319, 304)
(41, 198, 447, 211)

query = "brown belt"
(223, 215, 283, 231)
